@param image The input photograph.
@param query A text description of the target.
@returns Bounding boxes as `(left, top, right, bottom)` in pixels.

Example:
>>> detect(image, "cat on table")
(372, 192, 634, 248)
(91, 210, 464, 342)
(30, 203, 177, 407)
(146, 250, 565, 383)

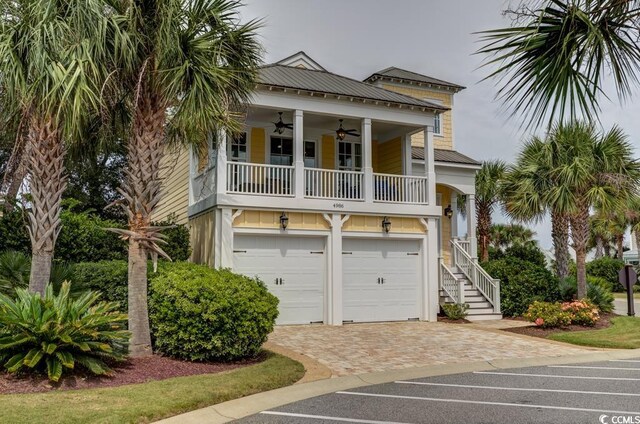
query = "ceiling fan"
(273, 112, 293, 134)
(335, 119, 360, 140)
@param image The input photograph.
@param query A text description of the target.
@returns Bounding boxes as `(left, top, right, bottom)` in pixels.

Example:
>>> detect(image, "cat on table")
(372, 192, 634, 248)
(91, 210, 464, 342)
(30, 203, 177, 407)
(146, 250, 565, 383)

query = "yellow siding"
(234, 210, 330, 230)
(189, 210, 215, 266)
(321, 135, 335, 169)
(371, 140, 379, 171)
(375, 136, 402, 174)
(343, 215, 426, 234)
(154, 146, 189, 224)
(250, 128, 266, 164)
(437, 185, 453, 264)
(381, 84, 453, 151)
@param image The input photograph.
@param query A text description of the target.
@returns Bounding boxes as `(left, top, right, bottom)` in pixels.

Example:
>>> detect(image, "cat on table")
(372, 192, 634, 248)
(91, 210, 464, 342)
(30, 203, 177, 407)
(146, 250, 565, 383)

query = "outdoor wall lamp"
(381, 216, 391, 233)
(444, 204, 453, 219)
(280, 212, 289, 230)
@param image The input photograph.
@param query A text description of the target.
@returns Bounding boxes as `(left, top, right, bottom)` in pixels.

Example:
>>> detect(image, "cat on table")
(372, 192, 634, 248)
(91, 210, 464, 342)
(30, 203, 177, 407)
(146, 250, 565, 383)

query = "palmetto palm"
(502, 135, 571, 279)
(0, 0, 118, 293)
(489, 223, 536, 251)
(478, 0, 640, 129)
(625, 195, 640, 264)
(476, 160, 507, 262)
(108, 0, 262, 355)
(589, 212, 614, 258)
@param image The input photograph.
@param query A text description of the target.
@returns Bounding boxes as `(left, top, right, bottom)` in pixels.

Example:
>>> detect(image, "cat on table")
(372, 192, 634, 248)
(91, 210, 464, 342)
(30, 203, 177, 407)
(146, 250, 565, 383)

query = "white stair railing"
(451, 239, 501, 313)
(439, 258, 465, 304)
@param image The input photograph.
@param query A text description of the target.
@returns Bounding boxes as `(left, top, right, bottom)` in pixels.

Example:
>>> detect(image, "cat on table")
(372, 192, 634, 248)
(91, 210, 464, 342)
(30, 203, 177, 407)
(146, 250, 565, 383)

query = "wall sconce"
(444, 204, 453, 219)
(279, 212, 289, 230)
(381, 216, 391, 233)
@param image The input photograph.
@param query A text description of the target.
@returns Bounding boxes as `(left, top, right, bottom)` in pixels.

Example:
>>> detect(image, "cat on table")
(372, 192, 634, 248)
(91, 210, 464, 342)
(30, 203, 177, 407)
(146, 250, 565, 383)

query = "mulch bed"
(0, 353, 265, 395)
(502, 313, 616, 339)
(437, 315, 471, 324)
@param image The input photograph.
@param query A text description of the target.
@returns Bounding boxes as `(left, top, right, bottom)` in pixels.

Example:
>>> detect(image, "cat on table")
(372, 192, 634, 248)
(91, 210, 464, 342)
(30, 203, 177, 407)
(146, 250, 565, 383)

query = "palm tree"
(502, 135, 571, 279)
(0, 0, 117, 293)
(476, 160, 507, 262)
(549, 122, 640, 298)
(478, 0, 640, 129)
(589, 212, 613, 259)
(108, 0, 262, 356)
(489, 223, 536, 251)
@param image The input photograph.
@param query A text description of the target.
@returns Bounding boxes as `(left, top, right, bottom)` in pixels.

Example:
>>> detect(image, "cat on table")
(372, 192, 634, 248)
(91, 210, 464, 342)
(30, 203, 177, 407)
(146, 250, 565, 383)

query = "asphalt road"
(236, 357, 640, 424)
(614, 297, 639, 316)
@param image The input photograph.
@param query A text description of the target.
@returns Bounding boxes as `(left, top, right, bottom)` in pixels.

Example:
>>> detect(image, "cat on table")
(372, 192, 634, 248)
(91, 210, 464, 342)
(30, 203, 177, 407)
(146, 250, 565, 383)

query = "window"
(270, 137, 293, 166)
(230, 133, 247, 162)
(304, 141, 317, 168)
(338, 140, 362, 171)
(434, 113, 442, 136)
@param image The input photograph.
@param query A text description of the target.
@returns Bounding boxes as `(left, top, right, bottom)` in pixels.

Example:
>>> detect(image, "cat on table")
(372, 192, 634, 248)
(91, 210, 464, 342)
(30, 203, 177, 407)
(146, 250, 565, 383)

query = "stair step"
(466, 313, 503, 322)
(466, 307, 496, 315)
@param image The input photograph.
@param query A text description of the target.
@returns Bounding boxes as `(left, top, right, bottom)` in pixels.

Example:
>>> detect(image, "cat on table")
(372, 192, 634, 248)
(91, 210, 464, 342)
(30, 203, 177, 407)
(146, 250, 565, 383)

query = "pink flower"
(535, 318, 544, 326)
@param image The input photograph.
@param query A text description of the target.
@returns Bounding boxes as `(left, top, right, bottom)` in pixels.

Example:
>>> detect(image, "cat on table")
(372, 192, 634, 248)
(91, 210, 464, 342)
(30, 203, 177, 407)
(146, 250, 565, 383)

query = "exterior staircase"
(439, 239, 502, 321)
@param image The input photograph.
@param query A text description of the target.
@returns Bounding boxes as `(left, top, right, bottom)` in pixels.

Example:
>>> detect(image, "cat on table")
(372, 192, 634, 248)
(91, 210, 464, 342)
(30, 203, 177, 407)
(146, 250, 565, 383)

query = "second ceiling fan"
(335, 119, 360, 140)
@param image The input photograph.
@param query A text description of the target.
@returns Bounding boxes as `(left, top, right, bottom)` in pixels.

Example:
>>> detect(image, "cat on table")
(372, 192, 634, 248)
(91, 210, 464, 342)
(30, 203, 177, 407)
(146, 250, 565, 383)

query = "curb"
(155, 348, 640, 424)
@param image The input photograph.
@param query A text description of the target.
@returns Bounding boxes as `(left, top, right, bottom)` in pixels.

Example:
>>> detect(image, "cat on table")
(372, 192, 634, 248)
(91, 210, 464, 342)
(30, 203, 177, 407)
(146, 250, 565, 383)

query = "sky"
(240, 0, 640, 250)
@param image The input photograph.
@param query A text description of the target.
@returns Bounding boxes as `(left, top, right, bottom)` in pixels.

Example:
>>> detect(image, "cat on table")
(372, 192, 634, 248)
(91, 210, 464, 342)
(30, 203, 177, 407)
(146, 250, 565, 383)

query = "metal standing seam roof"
(365, 67, 466, 91)
(412, 147, 480, 166)
(257, 64, 449, 112)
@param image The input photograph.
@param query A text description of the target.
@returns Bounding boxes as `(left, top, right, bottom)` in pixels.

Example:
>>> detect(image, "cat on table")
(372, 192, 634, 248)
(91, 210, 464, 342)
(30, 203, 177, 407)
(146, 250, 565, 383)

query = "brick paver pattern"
(269, 321, 591, 376)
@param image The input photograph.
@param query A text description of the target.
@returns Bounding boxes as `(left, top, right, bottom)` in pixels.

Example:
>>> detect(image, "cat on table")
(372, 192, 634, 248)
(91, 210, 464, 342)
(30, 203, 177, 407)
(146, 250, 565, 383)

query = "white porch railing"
(373, 173, 429, 204)
(457, 239, 471, 255)
(227, 162, 294, 196)
(439, 258, 465, 304)
(304, 168, 364, 200)
(451, 239, 501, 313)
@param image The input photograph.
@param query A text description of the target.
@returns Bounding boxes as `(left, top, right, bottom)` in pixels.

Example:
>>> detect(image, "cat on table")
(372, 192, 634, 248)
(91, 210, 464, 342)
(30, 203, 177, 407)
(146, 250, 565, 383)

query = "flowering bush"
(524, 301, 571, 328)
(561, 300, 600, 326)
(524, 299, 600, 328)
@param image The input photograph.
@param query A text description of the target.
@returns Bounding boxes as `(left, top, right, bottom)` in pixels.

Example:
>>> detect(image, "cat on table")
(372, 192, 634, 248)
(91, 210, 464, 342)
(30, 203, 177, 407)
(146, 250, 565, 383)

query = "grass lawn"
(549, 316, 640, 349)
(0, 351, 304, 424)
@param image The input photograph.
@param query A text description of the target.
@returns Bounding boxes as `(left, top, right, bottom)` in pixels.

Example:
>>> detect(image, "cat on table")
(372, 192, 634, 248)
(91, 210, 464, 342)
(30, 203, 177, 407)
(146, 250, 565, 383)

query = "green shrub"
(149, 263, 279, 361)
(502, 244, 547, 267)
(0, 282, 129, 382)
(0, 251, 30, 295)
(441, 303, 469, 320)
(71, 261, 129, 311)
(482, 257, 560, 317)
(0, 210, 30, 255)
(152, 218, 191, 261)
(524, 301, 572, 328)
(586, 257, 625, 291)
(559, 275, 615, 313)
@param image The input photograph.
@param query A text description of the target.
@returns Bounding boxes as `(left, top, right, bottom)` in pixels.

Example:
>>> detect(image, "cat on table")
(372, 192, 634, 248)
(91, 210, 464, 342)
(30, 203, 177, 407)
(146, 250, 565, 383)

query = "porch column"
(362, 118, 373, 203)
(402, 133, 412, 175)
(450, 192, 459, 239)
(219, 208, 234, 268)
(293, 110, 305, 198)
(466, 193, 478, 259)
(215, 129, 227, 197)
(328, 213, 347, 325)
(426, 217, 440, 321)
(424, 127, 436, 205)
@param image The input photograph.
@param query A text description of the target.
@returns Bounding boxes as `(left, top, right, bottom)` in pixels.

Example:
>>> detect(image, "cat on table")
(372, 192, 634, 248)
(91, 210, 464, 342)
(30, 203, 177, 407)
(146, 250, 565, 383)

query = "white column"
(466, 193, 478, 259)
(450, 192, 458, 239)
(362, 118, 373, 203)
(215, 130, 227, 197)
(219, 207, 234, 268)
(329, 213, 344, 325)
(293, 110, 305, 198)
(402, 133, 412, 175)
(426, 218, 440, 321)
(213, 208, 222, 268)
(424, 127, 436, 205)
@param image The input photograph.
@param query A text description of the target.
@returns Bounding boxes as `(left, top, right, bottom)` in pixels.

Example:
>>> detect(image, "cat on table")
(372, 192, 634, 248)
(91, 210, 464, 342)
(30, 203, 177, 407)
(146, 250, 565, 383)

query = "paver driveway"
(268, 321, 593, 376)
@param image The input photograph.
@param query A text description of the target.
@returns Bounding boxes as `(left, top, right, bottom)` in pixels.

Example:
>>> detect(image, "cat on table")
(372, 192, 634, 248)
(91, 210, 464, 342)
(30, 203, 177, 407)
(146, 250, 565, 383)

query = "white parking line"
(260, 411, 415, 424)
(610, 360, 640, 363)
(549, 365, 640, 371)
(474, 371, 640, 381)
(394, 381, 640, 397)
(336, 391, 640, 415)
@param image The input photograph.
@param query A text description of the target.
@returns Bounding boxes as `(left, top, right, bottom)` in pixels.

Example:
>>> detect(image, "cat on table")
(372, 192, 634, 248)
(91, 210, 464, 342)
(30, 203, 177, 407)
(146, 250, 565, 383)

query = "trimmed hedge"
(72, 260, 129, 310)
(149, 263, 278, 361)
(482, 257, 560, 317)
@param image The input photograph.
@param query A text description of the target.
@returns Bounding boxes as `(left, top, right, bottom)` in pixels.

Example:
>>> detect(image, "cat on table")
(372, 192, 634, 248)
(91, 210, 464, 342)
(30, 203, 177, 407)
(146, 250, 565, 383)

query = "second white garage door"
(233, 235, 325, 325)
(343, 238, 421, 322)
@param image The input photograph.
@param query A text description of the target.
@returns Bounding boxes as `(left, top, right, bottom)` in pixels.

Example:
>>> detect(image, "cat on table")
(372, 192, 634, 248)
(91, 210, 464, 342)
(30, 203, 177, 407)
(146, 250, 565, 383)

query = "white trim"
(414, 158, 482, 171)
(233, 227, 329, 237)
(231, 209, 244, 223)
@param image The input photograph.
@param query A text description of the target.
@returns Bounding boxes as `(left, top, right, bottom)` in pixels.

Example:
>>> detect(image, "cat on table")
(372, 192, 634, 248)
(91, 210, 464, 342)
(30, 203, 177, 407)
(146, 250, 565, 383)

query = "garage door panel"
(233, 235, 325, 325)
(343, 238, 421, 323)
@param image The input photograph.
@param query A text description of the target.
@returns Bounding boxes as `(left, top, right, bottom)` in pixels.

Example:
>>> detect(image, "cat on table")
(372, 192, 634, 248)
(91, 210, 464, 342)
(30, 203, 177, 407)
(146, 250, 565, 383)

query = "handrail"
(439, 258, 465, 304)
(451, 240, 501, 313)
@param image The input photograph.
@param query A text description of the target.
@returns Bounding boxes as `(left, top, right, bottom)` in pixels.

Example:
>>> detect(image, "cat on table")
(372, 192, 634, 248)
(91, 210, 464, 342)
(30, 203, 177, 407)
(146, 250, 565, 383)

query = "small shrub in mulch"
(503, 313, 616, 340)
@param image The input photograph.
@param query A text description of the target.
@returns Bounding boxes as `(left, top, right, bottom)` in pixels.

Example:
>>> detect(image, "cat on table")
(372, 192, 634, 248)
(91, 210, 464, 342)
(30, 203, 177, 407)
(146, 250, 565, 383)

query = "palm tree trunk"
(570, 202, 590, 299)
(120, 89, 165, 356)
(25, 117, 65, 294)
(604, 244, 611, 257)
(594, 236, 604, 259)
(477, 204, 491, 262)
(616, 234, 624, 259)
(1, 113, 29, 212)
(551, 210, 570, 279)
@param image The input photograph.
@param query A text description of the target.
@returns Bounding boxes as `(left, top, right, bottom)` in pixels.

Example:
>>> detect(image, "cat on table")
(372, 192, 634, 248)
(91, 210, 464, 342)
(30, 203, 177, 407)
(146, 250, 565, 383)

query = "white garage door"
(233, 235, 325, 325)
(343, 238, 421, 322)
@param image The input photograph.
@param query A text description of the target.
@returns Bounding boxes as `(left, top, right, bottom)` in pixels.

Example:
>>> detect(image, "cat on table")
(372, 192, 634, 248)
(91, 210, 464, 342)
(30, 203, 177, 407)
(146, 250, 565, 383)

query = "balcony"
(226, 162, 428, 205)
